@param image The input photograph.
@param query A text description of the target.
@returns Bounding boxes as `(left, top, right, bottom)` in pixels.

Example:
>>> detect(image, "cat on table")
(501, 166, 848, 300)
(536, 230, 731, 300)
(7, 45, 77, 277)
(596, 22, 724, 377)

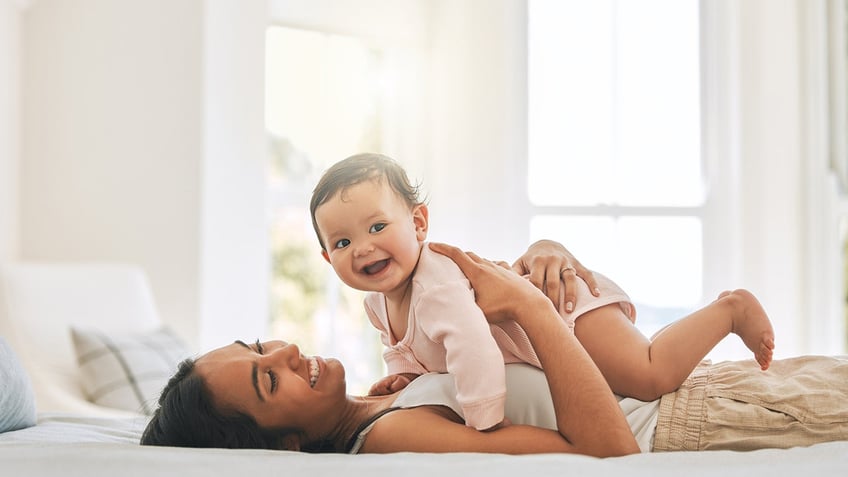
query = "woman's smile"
(308, 356, 320, 388)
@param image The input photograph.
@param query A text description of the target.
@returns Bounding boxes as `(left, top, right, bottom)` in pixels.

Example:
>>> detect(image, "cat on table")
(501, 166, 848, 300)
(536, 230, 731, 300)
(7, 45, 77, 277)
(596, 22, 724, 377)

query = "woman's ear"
(413, 204, 429, 241)
(279, 433, 302, 452)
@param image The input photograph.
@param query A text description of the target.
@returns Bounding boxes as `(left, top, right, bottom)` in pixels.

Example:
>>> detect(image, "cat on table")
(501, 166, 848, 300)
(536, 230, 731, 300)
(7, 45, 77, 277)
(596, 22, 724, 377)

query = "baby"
(310, 153, 775, 430)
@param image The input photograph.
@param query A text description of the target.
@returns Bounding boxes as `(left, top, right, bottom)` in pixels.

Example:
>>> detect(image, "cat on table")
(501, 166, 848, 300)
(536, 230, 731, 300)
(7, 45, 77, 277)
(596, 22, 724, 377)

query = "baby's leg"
(574, 305, 665, 401)
(716, 289, 775, 370)
(574, 290, 775, 401)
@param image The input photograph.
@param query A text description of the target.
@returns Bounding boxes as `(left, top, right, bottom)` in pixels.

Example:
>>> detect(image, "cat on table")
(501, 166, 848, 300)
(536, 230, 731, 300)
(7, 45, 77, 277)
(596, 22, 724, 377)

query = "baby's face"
(315, 179, 427, 297)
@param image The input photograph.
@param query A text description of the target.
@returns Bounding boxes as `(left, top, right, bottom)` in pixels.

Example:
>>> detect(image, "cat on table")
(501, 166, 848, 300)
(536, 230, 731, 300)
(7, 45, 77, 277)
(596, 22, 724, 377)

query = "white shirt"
(348, 363, 658, 453)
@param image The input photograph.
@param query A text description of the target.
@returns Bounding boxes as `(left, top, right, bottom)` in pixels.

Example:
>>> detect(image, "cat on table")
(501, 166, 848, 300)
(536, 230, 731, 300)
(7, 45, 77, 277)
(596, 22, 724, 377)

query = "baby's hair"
(310, 153, 424, 251)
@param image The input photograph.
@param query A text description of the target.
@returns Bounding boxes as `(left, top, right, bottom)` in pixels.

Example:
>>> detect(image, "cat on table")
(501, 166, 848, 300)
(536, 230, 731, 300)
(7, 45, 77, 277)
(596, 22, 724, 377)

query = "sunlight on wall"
(265, 26, 390, 394)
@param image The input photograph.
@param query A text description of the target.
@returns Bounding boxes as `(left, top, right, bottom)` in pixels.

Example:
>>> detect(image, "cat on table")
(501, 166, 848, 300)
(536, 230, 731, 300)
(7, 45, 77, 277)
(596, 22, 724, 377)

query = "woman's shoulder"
(355, 404, 464, 453)
(351, 374, 466, 453)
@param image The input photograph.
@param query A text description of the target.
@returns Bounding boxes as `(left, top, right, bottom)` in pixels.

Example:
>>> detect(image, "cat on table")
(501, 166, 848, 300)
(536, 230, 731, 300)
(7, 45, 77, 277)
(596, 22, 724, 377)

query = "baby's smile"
(363, 259, 390, 275)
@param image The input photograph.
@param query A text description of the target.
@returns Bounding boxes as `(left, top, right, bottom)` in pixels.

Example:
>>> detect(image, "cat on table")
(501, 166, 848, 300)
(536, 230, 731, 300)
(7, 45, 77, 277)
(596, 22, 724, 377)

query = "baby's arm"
(421, 281, 508, 431)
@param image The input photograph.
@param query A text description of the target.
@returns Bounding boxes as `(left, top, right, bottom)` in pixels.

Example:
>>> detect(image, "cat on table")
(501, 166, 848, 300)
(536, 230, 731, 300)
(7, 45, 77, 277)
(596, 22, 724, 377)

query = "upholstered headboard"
(0, 263, 162, 416)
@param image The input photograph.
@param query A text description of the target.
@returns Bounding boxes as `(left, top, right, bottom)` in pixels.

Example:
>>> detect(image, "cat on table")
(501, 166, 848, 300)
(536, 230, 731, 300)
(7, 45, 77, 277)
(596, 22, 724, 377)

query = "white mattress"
(1, 413, 847, 477)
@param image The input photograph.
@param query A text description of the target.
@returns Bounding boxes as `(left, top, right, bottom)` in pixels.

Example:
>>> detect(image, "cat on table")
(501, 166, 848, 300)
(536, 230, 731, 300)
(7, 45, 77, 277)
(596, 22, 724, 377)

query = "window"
(265, 26, 387, 393)
(527, 0, 702, 335)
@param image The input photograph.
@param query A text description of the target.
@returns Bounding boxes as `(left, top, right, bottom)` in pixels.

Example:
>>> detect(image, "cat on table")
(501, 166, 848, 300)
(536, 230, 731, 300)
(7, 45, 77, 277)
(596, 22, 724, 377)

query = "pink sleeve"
(364, 296, 426, 376)
(417, 281, 506, 430)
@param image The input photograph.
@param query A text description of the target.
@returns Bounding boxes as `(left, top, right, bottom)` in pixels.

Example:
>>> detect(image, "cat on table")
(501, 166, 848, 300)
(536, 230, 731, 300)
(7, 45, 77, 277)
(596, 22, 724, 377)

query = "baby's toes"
(757, 347, 773, 370)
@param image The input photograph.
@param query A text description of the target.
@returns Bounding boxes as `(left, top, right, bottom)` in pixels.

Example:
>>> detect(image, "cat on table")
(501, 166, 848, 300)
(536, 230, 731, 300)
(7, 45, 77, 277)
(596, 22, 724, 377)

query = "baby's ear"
(413, 204, 429, 240)
(321, 249, 331, 264)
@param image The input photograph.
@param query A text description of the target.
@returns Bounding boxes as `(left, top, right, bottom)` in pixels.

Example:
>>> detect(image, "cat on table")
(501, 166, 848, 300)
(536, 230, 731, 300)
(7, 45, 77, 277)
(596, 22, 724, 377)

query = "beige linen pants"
(653, 355, 848, 451)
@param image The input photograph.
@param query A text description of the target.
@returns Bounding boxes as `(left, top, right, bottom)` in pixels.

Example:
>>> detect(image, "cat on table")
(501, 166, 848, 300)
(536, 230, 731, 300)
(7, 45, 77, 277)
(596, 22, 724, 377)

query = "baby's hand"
(368, 373, 416, 396)
(482, 417, 513, 432)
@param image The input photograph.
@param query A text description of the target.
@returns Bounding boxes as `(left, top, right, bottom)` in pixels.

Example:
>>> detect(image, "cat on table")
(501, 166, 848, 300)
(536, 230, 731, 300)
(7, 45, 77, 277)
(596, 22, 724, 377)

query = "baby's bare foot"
(721, 289, 775, 370)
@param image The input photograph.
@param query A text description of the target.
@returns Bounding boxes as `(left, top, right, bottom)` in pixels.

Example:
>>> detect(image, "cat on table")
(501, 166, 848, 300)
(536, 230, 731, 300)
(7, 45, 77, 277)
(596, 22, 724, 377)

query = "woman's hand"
(429, 243, 549, 325)
(511, 240, 600, 313)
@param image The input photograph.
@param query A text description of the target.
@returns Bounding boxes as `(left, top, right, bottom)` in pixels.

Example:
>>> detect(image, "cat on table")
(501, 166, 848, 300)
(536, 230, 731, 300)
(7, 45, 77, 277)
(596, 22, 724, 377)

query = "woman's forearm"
(513, 297, 639, 456)
(428, 242, 639, 456)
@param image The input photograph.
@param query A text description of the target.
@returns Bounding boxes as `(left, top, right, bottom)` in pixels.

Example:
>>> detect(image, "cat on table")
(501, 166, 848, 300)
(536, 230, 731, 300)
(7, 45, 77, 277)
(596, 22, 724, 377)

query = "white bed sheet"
(1, 413, 847, 477)
(0, 412, 147, 444)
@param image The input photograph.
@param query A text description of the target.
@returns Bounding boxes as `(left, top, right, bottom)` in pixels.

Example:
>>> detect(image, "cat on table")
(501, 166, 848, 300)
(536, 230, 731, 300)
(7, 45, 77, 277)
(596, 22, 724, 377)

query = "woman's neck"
(323, 393, 399, 452)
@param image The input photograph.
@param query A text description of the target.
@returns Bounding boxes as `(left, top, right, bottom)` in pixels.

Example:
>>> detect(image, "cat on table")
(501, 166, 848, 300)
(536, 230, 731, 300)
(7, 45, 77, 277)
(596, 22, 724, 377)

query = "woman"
(141, 242, 848, 454)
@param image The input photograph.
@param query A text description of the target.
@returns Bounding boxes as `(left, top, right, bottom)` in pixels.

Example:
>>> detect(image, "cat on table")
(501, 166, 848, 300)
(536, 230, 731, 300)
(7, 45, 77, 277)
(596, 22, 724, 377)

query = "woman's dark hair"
(309, 153, 425, 251)
(140, 358, 301, 450)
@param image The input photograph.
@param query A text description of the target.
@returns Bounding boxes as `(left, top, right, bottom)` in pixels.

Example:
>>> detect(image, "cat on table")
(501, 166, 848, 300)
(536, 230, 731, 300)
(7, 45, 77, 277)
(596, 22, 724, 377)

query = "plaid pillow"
(71, 327, 190, 415)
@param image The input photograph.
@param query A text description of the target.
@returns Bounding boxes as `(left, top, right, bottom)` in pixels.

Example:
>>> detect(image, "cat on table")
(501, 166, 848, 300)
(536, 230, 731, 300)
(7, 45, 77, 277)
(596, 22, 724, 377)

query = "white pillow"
(70, 327, 190, 415)
(0, 337, 37, 433)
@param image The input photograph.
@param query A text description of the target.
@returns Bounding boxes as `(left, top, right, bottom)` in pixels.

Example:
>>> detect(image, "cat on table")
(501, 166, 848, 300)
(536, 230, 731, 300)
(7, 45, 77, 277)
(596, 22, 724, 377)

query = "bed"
(1, 263, 847, 476)
(0, 413, 847, 477)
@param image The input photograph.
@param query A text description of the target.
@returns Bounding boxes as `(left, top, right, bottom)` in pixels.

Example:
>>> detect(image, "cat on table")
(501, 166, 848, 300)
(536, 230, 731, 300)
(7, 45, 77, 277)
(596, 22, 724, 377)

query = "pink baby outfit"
(364, 244, 634, 430)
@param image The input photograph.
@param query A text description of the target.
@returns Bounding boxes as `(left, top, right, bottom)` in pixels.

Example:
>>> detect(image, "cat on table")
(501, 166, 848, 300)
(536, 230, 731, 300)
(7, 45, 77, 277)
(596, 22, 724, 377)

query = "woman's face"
(195, 340, 347, 433)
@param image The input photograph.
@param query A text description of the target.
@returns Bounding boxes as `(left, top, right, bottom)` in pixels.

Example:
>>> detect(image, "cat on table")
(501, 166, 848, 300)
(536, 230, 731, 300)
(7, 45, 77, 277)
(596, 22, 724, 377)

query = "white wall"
(22, 0, 203, 347)
(0, 0, 23, 263)
(735, 0, 805, 356)
(425, 0, 530, 261)
(5, 0, 845, 356)
(20, 0, 268, 350)
(799, 0, 848, 353)
(199, 0, 269, 349)
(702, 0, 845, 358)
(268, 0, 428, 46)
(702, 0, 805, 358)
